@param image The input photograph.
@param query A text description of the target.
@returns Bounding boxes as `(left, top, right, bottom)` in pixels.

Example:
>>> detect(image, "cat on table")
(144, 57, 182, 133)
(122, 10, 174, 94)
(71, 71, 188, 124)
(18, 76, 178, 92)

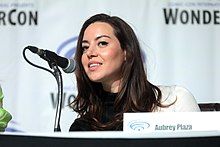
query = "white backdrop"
(0, 0, 219, 132)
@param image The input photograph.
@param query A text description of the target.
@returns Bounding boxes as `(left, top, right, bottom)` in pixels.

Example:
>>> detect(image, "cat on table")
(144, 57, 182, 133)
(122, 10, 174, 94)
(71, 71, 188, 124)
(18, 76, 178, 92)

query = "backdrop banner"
(0, 0, 219, 132)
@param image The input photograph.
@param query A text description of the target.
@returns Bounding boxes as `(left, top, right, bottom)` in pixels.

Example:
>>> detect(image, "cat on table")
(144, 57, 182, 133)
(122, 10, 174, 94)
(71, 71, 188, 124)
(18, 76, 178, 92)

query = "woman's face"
(81, 22, 126, 91)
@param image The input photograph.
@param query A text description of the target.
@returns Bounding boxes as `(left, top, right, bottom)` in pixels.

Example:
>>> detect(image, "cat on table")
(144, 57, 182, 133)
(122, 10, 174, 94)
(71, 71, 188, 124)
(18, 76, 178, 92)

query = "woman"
(69, 13, 200, 131)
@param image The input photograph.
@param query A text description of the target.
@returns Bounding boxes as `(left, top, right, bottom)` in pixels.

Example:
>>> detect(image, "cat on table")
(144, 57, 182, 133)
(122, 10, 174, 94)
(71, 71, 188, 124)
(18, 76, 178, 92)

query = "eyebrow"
(82, 35, 111, 44)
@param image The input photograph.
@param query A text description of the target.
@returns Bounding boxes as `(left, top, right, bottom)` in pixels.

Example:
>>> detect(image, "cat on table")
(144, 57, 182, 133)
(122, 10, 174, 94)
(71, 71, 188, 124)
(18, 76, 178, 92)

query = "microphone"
(26, 46, 76, 73)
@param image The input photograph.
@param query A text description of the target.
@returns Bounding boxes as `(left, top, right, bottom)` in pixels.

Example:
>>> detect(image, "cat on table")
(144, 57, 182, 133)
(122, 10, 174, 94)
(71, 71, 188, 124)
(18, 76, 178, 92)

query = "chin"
(88, 77, 103, 83)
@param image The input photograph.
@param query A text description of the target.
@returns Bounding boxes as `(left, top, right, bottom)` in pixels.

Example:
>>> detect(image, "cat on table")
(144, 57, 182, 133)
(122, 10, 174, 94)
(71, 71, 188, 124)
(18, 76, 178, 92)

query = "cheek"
(102, 45, 123, 59)
(81, 55, 88, 69)
(104, 51, 125, 70)
(108, 49, 125, 63)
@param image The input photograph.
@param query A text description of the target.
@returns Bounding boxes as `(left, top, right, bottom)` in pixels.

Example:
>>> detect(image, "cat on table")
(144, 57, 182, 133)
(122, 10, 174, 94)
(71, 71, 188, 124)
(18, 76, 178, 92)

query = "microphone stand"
(50, 62, 63, 132)
(23, 47, 65, 132)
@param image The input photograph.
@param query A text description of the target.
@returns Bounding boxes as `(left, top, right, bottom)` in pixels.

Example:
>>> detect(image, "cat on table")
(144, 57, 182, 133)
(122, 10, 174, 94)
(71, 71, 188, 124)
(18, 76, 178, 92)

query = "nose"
(86, 46, 98, 59)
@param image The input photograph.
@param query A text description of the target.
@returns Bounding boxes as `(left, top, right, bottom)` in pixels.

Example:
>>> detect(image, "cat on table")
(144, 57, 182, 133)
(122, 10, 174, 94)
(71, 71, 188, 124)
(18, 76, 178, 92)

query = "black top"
(69, 90, 118, 131)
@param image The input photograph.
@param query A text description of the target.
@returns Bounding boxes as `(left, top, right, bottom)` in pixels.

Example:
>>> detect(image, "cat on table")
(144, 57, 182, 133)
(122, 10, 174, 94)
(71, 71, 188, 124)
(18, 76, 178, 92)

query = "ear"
(123, 50, 127, 61)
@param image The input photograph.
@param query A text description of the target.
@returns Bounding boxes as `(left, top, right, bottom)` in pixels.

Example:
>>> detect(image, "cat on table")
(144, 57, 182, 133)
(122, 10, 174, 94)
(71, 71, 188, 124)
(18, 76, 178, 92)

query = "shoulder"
(69, 118, 92, 131)
(156, 85, 201, 112)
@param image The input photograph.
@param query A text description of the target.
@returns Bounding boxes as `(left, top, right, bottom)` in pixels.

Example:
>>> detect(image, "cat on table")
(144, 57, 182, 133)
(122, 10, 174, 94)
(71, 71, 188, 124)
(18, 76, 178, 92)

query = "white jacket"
(155, 85, 201, 112)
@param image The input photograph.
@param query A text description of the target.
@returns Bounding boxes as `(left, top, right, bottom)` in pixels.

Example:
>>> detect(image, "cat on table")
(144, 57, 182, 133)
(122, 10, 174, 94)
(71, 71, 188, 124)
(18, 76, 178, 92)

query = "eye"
(82, 45, 89, 53)
(98, 41, 108, 47)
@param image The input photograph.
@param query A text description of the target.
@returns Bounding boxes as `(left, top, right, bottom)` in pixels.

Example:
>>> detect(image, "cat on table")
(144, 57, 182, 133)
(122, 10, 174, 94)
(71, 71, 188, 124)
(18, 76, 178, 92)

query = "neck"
(102, 79, 122, 93)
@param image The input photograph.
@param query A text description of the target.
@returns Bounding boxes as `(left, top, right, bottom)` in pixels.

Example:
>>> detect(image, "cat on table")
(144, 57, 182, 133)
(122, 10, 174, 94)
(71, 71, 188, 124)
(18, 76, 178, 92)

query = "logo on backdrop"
(128, 120, 150, 131)
(0, 2, 38, 26)
(163, 1, 220, 25)
(56, 36, 78, 58)
(6, 120, 24, 132)
(50, 36, 78, 109)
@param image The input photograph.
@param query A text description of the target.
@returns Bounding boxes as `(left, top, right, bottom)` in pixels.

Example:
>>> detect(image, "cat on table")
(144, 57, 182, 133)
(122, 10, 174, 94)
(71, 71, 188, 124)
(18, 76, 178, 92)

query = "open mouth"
(88, 62, 103, 70)
(89, 63, 102, 67)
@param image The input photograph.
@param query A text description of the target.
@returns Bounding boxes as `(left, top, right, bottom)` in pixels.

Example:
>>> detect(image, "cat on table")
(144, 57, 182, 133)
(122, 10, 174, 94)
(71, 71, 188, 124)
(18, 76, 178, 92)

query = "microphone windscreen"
(62, 59, 76, 73)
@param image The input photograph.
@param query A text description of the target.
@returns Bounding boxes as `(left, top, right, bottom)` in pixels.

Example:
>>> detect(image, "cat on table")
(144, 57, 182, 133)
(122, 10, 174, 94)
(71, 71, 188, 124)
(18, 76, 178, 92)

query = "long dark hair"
(71, 13, 162, 130)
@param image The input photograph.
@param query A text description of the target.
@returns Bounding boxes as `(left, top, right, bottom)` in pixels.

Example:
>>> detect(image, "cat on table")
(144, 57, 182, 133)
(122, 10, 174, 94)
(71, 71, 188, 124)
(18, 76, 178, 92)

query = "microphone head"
(62, 59, 76, 73)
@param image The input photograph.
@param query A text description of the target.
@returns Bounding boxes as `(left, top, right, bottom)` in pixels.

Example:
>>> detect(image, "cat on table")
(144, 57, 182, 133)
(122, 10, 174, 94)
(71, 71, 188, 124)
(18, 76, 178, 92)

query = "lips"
(88, 61, 102, 71)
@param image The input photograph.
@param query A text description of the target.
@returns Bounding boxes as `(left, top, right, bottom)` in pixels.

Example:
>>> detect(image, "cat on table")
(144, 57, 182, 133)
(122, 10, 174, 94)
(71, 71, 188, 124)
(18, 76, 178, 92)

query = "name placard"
(123, 112, 220, 132)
